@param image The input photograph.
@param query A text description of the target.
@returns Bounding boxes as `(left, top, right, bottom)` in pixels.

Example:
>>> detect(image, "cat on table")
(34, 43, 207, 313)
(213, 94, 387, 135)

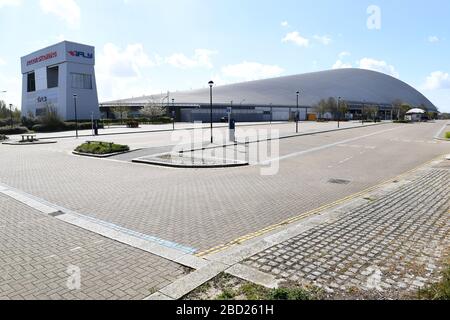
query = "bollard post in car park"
(229, 119, 236, 142)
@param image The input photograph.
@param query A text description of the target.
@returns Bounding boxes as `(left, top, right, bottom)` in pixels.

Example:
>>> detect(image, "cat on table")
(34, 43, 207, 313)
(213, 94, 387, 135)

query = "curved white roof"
(406, 108, 426, 114)
(104, 68, 437, 111)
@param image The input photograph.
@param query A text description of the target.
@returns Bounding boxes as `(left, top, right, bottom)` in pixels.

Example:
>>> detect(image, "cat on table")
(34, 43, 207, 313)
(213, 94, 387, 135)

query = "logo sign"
(68, 51, 93, 59)
(37, 96, 48, 103)
(26, 51, 58, 66)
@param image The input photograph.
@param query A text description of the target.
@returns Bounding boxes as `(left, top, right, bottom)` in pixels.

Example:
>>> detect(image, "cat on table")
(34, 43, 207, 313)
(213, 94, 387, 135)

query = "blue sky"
(0, 0, 449, 112)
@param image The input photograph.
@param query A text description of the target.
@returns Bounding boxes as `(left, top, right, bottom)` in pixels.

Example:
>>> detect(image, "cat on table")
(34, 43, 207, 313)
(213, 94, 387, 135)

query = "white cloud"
(96, 43, 159, 101)
(0, 0, 21, 8)
(281, 21, 289, 27)
(313, 35, 332, 45)
(332, 60, 352, 69)
(221, 61, 284, 81)
(0, 57, 5, 66)
(339, 51, 351, 59)
(97, 43, 155, 79)
(423, 71, 450, 90)
(166, 49, 216, 69)
(428, 36, 440, 43)
(39, 0, 81, 28)
(358, 58, 399, 78)
(282, 31, 310, 47)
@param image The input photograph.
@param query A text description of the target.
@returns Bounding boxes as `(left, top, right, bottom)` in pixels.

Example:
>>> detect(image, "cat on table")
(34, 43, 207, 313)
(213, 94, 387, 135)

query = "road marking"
(196, 154, 446, 257)
(70, 247, 83, 252)
(339, 157, 353, 164)
(258, 126, 400, 165)
(434, 122, 449, 140)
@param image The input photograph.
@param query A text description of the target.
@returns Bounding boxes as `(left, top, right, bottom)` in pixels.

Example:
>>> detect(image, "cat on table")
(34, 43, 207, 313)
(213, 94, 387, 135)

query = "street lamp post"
(208, 81, 214, 144)
(9, 104, 13, 129)
(172, 98, 175, 130)
(296, 91, 300, 133)
(73, 94, 79, 139)
(337, 97, 341, 128)
(270, 103, 273, 124)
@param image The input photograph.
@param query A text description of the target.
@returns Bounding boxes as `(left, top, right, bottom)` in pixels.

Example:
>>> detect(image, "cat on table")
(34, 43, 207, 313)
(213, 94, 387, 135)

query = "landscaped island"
(75, 141, 129, 155)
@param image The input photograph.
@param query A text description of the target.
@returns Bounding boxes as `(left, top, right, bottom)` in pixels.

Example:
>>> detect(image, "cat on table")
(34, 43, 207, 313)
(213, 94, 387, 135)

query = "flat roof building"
(21, 41, 100, 121)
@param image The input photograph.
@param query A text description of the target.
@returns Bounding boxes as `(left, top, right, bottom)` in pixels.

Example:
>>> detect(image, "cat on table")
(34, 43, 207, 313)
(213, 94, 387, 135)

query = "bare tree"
(141, 97, 167, 120)
(313, 99, 331, 119)
(110, 101, 130, 125)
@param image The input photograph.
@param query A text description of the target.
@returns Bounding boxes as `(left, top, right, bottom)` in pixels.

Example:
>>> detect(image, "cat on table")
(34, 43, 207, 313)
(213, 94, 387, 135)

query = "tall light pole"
(208, 80, 214, 144)
(9, 104, 13, 128)
(73, 94, 79, 139)
(270, 103, 273, 124)
(337, 97, 341, 128)
(172, 98, 175, 130)
(296, 91, 300, 133)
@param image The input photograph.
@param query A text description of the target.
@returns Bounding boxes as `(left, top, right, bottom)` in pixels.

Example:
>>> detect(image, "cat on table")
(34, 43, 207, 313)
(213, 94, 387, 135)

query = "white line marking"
(70, 247, 82, 252)
(339, 157, 353, 164)
(435, 122, 449, 139)
(259, 126, 400, 165)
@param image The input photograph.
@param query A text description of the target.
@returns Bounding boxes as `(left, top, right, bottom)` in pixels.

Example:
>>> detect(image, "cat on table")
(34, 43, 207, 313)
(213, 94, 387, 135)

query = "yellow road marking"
(196, 155, 446, 257)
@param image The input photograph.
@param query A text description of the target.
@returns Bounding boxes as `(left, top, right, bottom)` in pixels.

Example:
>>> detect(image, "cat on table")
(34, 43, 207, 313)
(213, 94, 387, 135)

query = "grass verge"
(418, 263, 450, 300)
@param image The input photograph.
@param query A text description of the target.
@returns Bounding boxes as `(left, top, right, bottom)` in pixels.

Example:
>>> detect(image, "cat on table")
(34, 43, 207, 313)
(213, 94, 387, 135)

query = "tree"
(337, 99, 348, 120)
(141, 98, 167, 120)
(362, 104, 379, 121)
(313, 99, 331, 119)
(392, 99, 403, 120)
(110, 102, 130, 125)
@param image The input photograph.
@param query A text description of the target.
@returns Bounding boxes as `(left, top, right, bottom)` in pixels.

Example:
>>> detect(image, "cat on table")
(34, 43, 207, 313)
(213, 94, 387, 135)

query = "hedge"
(0, 126, 29, 135)
(32, 122, 104, 133)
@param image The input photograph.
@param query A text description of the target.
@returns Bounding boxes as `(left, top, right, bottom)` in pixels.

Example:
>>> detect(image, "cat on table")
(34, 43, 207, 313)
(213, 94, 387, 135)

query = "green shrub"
(445, 132, 450, 140)
(0, 134, 8, 141)
(0, 126, 29, 135)
(75, 141, 130, 155)
(32, 122, 104, 133)
(126, 120, 140, 128)
(268, 287, 313, 300)
(39, 105, 65, 129)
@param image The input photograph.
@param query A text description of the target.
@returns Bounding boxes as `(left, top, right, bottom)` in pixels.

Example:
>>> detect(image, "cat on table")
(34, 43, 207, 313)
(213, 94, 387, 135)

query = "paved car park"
(0, 121, 448, 299)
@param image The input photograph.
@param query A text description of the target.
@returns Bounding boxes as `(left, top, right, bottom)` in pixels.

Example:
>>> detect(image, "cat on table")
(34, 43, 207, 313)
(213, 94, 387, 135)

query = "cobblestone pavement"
(244, 164, 450, 298)
(0, 122, 448, 253)
(0, 194, 189, 300)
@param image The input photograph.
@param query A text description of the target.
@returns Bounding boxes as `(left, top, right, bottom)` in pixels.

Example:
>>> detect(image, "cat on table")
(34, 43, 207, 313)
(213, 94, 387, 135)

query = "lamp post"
(296, 91, 300, 133)
(172, 98, 175, 130)
(73, 94, 79, 139)
(208, 80, 214, 144)
(337, 97, 341, 128)
(9, 104, 13, 128)
(270, 103, 273, 124)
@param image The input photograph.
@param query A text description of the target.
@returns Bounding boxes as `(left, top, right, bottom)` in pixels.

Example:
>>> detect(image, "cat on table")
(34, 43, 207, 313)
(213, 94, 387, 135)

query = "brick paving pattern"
(0, 123, 447, 252)
(244, 166, 450, 297)
(0, 195, 189, 300)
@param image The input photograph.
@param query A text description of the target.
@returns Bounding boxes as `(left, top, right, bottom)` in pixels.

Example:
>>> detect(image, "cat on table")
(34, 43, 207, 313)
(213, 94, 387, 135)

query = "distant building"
(21, 41, 99, 121)
(100, 69, 438, 122)
(405, 108, 426, 122)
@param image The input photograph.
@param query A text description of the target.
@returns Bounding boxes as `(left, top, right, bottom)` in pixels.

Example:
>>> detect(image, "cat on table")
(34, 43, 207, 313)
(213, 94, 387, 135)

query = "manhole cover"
(328, 179, 351, 185)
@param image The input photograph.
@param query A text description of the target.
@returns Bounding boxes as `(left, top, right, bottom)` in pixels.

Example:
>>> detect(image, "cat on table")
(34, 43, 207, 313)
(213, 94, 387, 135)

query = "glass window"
(27, 72, 36, 92)
(47, 66, 59, 89)
(71, 73, 93, 89)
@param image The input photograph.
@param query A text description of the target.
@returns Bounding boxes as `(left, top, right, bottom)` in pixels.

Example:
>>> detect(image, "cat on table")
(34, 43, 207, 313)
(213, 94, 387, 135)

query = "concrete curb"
(145, 154, 447, 300)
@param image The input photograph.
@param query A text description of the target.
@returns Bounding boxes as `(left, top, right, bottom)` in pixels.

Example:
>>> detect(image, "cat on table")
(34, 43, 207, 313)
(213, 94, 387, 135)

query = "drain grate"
(328, 178, 351, 185)
(49, 211, 66, 217)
